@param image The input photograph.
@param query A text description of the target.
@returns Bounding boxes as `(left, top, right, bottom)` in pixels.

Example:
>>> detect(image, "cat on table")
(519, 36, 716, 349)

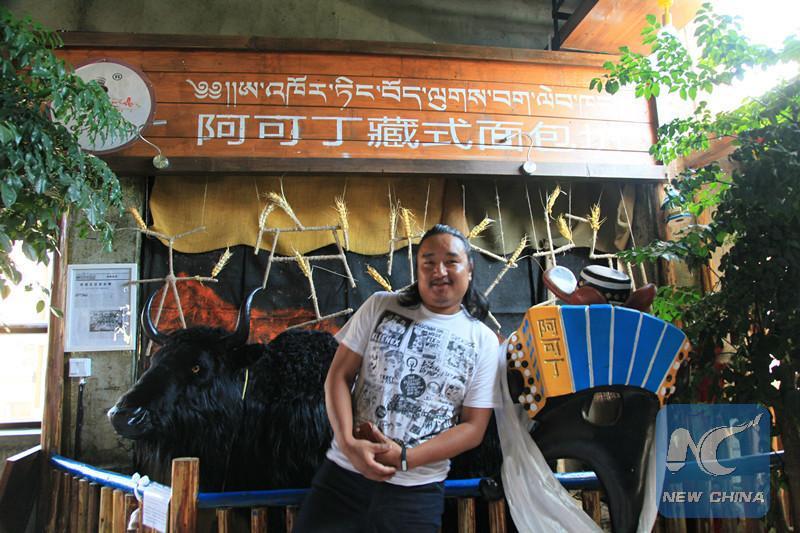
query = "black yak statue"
(108, 288, 337, 491)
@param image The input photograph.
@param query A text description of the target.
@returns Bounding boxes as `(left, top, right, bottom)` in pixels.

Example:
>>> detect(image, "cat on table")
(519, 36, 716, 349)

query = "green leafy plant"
(593, 3, 800, 525)
(0, 7, 134, 300)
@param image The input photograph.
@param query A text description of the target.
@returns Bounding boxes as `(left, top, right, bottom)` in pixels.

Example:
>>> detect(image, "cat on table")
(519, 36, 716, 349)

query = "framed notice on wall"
(65, 264, 138, 352)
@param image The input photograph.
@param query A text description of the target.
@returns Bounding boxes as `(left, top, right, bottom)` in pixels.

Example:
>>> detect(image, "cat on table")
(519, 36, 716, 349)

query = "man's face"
(416, 233, 472, 315)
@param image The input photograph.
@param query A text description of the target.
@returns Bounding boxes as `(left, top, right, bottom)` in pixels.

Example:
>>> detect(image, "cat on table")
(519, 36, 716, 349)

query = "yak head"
(108, 287, 263, 442)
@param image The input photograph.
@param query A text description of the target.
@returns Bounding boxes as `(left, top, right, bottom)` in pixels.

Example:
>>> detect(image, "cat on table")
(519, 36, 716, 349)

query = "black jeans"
(294, 459, 445, 533)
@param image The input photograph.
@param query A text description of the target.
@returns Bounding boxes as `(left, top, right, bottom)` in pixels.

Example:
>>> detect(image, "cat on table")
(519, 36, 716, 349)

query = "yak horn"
(223, 286, 262, 348)
(141, 289, 170, 345)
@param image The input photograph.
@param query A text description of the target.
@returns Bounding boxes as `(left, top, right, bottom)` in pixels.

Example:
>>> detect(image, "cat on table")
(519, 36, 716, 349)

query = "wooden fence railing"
(43, 452, 791, 532)
(47, 454, 605, 532)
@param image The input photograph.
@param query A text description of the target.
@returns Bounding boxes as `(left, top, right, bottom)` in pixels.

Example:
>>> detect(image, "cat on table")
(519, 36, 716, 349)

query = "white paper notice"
(142, 482, 171, 532)
(65, 264, 138, 352)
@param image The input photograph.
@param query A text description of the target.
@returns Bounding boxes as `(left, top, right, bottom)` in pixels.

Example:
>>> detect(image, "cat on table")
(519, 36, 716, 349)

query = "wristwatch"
(400, 443, 408, 472)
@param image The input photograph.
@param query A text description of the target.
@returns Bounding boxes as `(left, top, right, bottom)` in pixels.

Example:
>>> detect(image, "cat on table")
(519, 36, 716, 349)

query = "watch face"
(71, 60, 156, 153)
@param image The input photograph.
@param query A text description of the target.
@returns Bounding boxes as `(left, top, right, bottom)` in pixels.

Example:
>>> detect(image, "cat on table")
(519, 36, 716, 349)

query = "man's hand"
(354, 422, 403, 470)
(341, 437, 397, 481)
(353, 421, 383, 443)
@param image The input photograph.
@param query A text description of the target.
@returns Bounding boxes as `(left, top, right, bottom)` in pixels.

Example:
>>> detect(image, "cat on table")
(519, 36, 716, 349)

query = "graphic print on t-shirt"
(355, 309, 479, 447)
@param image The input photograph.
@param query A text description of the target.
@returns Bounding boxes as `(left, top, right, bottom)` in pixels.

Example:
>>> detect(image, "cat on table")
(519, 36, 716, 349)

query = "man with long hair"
(296, 224, 500, 532)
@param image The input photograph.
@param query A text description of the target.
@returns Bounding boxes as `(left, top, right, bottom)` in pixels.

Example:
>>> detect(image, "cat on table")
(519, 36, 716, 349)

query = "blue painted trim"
(49, 450, 785, 509)
(50, 454, 137, 493)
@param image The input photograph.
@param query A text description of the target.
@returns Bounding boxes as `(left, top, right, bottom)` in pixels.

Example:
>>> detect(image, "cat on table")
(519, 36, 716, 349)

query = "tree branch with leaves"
(591, 2, 800, 526)
(0, 7, 135, 301)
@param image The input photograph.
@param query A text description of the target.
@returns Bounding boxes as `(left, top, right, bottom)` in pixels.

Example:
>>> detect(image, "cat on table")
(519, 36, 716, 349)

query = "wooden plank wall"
(57, 46, 657, 172)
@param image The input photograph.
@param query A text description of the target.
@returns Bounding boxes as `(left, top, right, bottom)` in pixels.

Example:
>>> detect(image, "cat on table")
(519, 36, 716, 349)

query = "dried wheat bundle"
(367, 265, 393, 292)
(400, 207, 415, 239)
(211, 247, 233, 278)
(258, 203, 275, 229)
(588, 204, 605, 232)
(546, 185, 562, 216)
(334, 196, 350, 249)
(294, 249, 312, 279)
(467, 216, 494, 240)
(267, 192, 303, 227)
(254, 203, 276, 254)
(507, 235, 528, 265)
(557, 215, 573, 242)
(128, 207, 147, 230)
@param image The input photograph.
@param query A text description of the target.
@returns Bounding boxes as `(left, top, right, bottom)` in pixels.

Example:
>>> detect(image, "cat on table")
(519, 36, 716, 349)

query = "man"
(295, 224, 500, 532)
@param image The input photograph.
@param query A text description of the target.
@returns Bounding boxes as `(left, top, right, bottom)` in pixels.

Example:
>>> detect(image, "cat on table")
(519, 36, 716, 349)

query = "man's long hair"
(397, 224, 489, 321)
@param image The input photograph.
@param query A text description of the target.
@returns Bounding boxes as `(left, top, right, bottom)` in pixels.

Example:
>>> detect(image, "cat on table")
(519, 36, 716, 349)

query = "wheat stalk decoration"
(546, 185, 562, 217)
(254, 203, 276, 254)
(507, 235, 528, 265)
(211, 247, 233, 279)
(400, 207, 414, 239)
(256, 191, 356, 329)
(467, 216, 494, 240)
(588, 204, 605, 232)
(556, 215, 573, 242)
(367, 265, 393, 292)
(485, 235, 528, 296)
(126, 223, 214, 354)
(293, 249, 312, 279)
(267, 191, 304, 228)
(334, 195, 350, 250)
(128, 207, 147, 230)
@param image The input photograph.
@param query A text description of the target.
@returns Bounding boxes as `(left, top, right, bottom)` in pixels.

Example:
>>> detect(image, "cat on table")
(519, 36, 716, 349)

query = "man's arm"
(325, 342, 396, 481)
(374, 406, 493, 470)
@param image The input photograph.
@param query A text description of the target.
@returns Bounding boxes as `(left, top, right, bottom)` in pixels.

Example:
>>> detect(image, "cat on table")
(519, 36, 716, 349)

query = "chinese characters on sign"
(196, 114, 576, 151)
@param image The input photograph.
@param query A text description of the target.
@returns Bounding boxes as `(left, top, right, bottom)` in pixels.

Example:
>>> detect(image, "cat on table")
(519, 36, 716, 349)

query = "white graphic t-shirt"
(327, 291, 501, 486)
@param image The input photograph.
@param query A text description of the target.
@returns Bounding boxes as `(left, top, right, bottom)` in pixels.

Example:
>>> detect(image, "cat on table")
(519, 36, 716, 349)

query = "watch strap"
(400, 443, 408, 472)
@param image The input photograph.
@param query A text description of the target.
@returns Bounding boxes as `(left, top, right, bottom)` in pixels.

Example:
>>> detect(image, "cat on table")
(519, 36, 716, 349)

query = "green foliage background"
(593, 2, 800, 524)
(0, 7, 134, 304)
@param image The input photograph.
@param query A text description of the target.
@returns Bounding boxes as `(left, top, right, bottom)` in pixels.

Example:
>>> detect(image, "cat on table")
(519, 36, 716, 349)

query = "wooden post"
(111, 489, 126, 533)
(57, 472, 71, 532)
(581, 490, 602, 525)
(38, 211, 69, 531)
(251, 507, 268, 532)
(87, 482, 100, 533)
(488, 499, 507, 533)
(69, 476, 79, 533)
(77, 478, 89, 533)
(285, 506, 298, 533)
(46, 469, 62, 533)
(216, 508, 233, 532)
(124, 493, 137, 532)
(98, 486, 113, 533)
(169, 458, 199, 533)
(457, 498, 476, 533)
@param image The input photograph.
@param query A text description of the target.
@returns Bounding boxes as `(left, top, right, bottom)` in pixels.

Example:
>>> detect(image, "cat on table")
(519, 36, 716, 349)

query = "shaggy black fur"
(111, 327, 334, 491)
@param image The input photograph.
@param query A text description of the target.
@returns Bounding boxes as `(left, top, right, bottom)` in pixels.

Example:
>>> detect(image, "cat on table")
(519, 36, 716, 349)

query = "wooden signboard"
(59, 38, 662, 179)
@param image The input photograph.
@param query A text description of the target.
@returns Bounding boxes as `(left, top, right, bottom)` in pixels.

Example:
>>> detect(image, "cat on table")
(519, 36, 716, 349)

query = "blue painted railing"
(50, 454, 599, 507)
(51, 450, 783, 509)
